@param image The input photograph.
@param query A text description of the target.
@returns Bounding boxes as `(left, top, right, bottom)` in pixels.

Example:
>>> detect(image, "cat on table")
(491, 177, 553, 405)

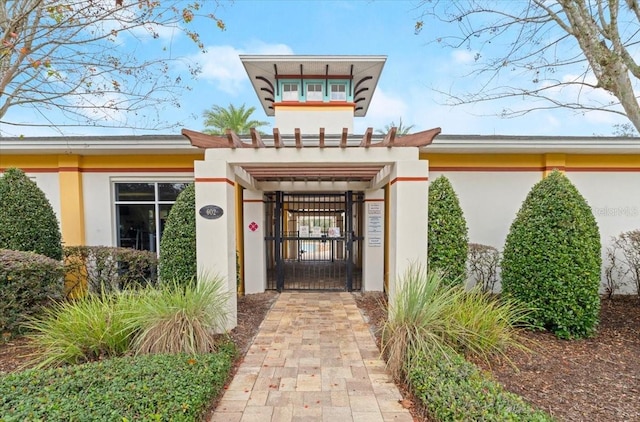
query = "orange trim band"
(195, 177, 235, 186)
(273, 101, 355, 108)
(430, 166, 543, 172)
(567, 167, 640, 172)
(390, 177, 429, 185)
(82, 167, 193, 173)
(1, 167, 194, 173)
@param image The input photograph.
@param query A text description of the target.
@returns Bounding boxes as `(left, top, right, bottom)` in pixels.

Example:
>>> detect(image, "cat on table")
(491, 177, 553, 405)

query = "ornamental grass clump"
(25, 291, 141, 368)
(128, 276, 230, 355)
(501, 170, 601, 339)
(381, 266, 528, 381)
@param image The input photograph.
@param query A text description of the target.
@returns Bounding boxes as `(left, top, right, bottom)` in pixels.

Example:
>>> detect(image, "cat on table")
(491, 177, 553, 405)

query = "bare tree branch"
(417, 0, 640, 133)
(0, 0, 226, 132)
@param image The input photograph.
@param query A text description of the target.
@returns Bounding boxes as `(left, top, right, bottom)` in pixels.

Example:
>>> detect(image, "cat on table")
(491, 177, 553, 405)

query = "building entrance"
(265, 192, 363, 291)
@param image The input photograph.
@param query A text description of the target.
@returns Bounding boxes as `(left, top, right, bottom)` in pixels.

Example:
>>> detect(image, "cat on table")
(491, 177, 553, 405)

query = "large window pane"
(117, 204, 157, 251)
(115, 183, 155, 201)
(158, 183, 188, 201)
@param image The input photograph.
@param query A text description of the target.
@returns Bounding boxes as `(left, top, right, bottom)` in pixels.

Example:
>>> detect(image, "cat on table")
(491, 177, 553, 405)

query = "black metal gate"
(265, 192, 363, 291)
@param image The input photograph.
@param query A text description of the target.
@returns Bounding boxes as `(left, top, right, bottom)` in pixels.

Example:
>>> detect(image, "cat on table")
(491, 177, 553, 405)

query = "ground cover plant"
(0, 348, 234, 421)
(0, 168, 62, 260)
(427, 176, 468, 285)
(501, 170, 601, 339)
(408, 350, 553, 422)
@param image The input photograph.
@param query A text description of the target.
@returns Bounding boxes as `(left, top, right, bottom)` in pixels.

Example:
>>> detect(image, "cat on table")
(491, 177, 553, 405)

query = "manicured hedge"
(0, 249, 64, 335)
(0, 345, 235, 421)
(0, 168, 63, 260)
(408, 350, 553, 421)
(501, 171, 601, 339)
(428, 175, 468, 285)
(159, 183, 196, 284)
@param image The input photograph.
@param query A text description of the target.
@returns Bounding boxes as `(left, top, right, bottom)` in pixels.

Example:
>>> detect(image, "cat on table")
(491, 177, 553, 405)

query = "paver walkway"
(210, 292, 413, 422)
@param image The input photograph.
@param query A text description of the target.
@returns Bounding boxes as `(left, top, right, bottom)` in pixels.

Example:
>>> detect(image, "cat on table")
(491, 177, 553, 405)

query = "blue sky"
(1, 0, 633, 138)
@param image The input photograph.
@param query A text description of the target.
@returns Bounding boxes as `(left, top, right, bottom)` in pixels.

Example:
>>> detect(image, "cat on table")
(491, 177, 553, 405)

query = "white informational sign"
(299, 225, 309, 237)
(311, 226, 322, 237)
(367, 202, 383, 247)
(328, 227, 341, 238)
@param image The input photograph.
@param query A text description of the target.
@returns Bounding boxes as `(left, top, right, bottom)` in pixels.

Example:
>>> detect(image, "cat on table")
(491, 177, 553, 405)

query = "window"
(114, 182, 189, 254)
(282, 83, 299, 101)
(306, 83, 323, 101)
(330, 84, 347, 101)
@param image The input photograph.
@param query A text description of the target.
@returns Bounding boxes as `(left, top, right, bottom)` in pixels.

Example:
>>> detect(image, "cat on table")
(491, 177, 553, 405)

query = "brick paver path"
(210, 292, 413, 422)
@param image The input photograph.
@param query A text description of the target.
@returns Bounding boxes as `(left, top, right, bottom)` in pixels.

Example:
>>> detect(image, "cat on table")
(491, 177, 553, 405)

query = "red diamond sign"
(248, 222, 259, 232)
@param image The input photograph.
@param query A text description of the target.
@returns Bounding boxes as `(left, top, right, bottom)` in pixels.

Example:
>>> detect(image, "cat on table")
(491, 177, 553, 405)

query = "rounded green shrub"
(0, 249, 64, 335)
(501, 170, 601, 339)
(159, 183, 196, 284)
(0, 168, 63, 260)
(428, 175, 469, 285)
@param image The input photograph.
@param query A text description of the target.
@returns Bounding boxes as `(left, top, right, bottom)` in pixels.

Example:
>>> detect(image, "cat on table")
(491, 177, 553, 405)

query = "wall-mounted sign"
(199, 205, 223, 220)
(248, 222, 259, 232)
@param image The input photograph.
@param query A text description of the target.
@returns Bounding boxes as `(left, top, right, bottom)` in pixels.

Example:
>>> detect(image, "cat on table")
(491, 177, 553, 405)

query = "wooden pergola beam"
(250, 128, 265, 148)
(295, 128, 302, 149)
(382, 127, 397, 147)
(273, 128, 282, 148)
(340, 128, 348, 148)
(359, 127, 373, 147)
(226, 129, 244, 148)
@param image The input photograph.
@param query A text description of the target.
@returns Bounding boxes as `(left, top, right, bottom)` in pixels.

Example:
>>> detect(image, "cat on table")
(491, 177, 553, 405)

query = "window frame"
(282, 82, 299, 101)
(112, 179, 191, 255)
(330, 83, 347, 101)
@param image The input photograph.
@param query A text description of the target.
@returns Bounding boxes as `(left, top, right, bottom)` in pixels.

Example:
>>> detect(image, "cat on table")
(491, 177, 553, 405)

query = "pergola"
(184, 126, 439, 330)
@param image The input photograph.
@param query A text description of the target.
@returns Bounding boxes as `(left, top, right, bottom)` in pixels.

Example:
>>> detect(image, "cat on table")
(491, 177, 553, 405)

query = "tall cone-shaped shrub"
(0, 168, 62, 260)
(159, 183, 196, 285)
(501, 171, 601, 339)
(428, 175, 468, 285)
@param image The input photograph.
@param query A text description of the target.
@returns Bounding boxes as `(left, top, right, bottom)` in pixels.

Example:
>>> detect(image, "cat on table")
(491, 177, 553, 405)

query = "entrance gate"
(265, 192, 363, 291)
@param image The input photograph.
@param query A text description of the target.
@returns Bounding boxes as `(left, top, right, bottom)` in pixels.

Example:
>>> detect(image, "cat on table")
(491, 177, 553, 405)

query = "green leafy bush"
(408, 350, 553, 422)
(64, 246, 158, 296)
(0, 249, 64, 335)
(0, 348, 235, 421)
(428, 175, 468, 285)
(381, 266, 528, 381)
(501, 171, 601, 339)
(25, 292, 141, 368)
(159, 183, 196, 284)
(0, 168, 62, 260)
(129, 277, 230, 355)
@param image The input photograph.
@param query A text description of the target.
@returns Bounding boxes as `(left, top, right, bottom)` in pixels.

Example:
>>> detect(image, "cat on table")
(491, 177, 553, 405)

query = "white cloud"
(354, 88, 408, 132)
(190, 42, 294, 95)
(451, 50, 477, 64)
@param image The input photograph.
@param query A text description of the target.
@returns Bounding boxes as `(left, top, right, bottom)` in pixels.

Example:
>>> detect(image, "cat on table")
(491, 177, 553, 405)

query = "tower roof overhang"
(240, 55, 387, 117)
